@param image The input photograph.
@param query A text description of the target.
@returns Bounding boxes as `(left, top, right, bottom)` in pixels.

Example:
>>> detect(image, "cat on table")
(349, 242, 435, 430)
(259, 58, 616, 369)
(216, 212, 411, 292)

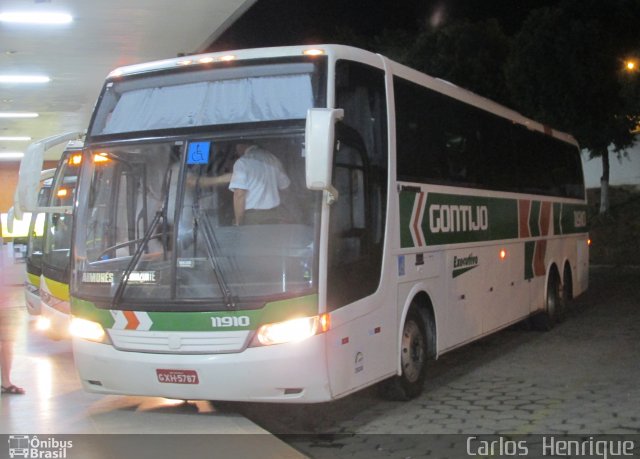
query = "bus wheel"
(379, 309, 428, 401)
(532, 270, 562, 331)
(562, 264, 573, 308)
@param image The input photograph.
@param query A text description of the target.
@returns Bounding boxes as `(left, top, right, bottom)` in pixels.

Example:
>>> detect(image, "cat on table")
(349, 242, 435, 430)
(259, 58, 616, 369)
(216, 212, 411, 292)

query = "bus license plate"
(156, 369, 199, 384)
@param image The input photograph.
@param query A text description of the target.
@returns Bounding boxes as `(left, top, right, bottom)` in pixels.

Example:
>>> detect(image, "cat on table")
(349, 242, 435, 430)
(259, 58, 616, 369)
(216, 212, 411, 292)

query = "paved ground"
(4, 238, 639, 459)
(220, 267, 640, 457)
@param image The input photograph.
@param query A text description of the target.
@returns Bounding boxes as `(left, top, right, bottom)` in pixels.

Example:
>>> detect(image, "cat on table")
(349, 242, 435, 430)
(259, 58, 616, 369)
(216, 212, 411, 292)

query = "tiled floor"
(0, 242, 303, 457)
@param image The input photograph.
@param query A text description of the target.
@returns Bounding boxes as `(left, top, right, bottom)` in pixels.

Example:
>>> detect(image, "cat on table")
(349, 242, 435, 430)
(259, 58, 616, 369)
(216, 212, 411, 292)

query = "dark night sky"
(210, 0, 561, 52)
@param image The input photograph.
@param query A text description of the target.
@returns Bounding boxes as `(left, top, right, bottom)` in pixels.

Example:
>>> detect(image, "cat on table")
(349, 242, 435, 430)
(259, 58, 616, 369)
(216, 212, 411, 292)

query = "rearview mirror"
(6, 207, 15, 234)
(15, 132, 82, 215)
(305, 108, 344, 201)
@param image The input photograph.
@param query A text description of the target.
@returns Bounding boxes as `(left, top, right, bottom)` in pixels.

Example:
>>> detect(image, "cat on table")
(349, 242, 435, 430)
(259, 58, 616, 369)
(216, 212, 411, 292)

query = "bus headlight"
(69, 317, 110, 343)
(35, 316, 51, 331)
(251, 314, 330, 347)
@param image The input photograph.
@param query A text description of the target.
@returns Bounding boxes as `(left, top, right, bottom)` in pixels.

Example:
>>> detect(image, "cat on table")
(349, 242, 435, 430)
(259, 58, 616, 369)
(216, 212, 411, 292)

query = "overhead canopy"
(0, 0, 256, 160)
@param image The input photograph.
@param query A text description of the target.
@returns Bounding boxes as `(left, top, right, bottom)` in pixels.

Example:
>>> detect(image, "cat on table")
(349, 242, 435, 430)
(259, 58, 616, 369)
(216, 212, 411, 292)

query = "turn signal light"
(93, 152, 110, 163)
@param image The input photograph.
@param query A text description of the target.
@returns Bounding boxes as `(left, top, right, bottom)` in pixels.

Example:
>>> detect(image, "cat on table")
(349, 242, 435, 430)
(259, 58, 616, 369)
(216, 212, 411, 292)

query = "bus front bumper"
(24, 285, 41, 315)
(72, 333, 332, 403)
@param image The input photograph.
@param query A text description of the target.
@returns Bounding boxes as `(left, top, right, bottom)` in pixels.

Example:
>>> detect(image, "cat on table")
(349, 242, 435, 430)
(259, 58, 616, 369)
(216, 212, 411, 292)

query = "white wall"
(581, 138, 640, 189)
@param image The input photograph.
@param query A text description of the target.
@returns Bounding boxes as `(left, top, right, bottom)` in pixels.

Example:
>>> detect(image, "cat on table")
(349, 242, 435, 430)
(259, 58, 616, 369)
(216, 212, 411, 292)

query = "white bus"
(10, 135, 83, 336)
(69, 45, 588, 403)
(38, 142, 83, 338)
(24, 170, 54, 316)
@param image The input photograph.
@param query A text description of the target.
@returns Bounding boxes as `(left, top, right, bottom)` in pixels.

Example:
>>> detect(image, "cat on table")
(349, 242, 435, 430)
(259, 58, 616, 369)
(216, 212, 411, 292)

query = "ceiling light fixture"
(0, 112, 39, 118)
(0, 11, 73, 25)
(0, 75, 51, 83)
(0, 136, 32, 141)
(0, 152, 25, 159)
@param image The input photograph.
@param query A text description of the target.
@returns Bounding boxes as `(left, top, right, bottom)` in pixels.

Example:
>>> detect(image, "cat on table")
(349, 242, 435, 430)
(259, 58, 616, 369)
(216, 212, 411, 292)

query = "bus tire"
(379, 308, 429, 401)
(562, 263, 573, 306)
(531, 269, 562, 331)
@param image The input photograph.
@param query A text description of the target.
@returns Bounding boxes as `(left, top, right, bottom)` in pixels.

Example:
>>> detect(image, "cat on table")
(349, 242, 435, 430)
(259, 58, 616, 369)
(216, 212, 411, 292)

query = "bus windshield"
(26, 179, 52, 274)
(73, 133, 320, 310)
(42, 151, 81, 281)
(74, 56, 327, 311)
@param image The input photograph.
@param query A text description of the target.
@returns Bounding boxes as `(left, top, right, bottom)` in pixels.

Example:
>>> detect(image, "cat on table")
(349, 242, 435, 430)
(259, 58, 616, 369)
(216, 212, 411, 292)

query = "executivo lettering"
(454, 254, 479, 268)
(429, 205, 488, 233)
(452, 253, 480, 278)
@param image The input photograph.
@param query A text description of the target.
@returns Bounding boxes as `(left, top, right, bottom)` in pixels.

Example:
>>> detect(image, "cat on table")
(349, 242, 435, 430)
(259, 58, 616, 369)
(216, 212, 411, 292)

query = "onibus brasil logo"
(8, 435, 73, 458)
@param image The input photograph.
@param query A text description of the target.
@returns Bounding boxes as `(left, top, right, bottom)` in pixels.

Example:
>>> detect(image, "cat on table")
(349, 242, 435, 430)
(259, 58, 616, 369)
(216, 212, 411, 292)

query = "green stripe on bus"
(553, 202, 562, 235)
(42, 277, 70, 301)
(399, 190, 519, 247)
(400, 189, 588, 248)
(452, 266, 478, 278)
(27, 273, 40, 288)
(71, 294, 318, 332)
(524, 241, 535, 280)
(529, 201, 541, 237)
(558, 203, 589, 234)
(72, 297, 115, 328)
(399, 191, 418, 248)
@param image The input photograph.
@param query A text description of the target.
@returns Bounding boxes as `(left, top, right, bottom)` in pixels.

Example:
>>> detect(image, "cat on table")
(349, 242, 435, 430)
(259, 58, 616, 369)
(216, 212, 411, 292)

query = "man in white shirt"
(229, 143, 290, 225)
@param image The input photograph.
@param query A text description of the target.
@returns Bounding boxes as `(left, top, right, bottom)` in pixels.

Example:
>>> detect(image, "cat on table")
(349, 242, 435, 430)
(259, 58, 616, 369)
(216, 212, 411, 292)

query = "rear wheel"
(532, 269, 562, 331)
(379, 309, 429, 400)
(562, 264, 573, 305)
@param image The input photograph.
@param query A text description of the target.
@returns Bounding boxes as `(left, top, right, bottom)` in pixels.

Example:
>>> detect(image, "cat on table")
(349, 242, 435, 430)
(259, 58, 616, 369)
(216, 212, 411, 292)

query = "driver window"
(327, 131, 374, 309)
(327, 59, 388, 311)
(330, 142, 366, 265)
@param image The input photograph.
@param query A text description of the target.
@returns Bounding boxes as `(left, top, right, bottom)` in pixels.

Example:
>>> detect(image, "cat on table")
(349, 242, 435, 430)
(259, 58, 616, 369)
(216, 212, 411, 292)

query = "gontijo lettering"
(430, 205, 489, 233)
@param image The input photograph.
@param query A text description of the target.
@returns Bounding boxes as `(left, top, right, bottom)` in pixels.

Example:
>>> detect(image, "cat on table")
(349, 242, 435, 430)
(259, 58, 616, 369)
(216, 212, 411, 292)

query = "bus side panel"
(325, 291, 398, 399)
(442, 247, 484, 349)
(482, 241, 529, 334)
(396, 251, 444, 356)
(529, 235, 585, 314)
(576, 236, 589, 295)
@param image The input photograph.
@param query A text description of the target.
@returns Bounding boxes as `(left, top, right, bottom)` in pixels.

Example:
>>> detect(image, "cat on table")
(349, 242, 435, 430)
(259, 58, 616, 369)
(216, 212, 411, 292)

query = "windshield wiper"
(193, 206, 237, 310)
(111, 168, 172, 309)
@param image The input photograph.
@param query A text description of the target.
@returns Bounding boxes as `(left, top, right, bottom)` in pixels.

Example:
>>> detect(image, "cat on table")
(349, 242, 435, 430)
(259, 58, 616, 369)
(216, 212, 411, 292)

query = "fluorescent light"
(0, 136, 31, 141)
(0, 12, 73, 25)
(0, 112, 39, 118)
(0, 152, 25, 159)
(0, 75, 51, 84)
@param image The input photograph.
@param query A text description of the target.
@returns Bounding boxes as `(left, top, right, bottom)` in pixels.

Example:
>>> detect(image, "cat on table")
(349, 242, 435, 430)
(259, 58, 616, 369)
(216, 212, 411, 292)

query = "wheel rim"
(401, 319, 425, 383)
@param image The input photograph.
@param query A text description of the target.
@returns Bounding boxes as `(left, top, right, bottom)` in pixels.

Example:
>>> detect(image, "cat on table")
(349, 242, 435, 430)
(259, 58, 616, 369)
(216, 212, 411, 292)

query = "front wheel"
(379, 309, 429, 401)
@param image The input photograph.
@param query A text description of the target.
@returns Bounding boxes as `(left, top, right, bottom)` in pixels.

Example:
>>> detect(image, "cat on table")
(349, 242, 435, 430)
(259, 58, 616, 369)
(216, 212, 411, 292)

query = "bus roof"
(105, 44, 578, 148)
